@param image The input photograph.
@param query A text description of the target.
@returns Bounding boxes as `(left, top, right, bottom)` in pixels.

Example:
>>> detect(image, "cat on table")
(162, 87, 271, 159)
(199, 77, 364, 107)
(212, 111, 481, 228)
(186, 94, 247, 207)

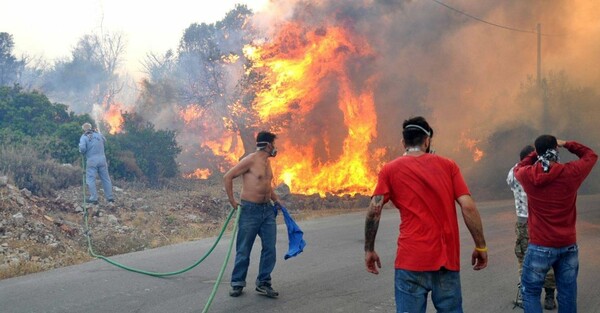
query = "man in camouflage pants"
(507, 145, 556, 310)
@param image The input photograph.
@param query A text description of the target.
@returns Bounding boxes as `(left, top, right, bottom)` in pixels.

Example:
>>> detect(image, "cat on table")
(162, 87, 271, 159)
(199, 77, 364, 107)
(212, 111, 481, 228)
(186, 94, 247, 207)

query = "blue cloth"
(521, 243, 578, 312)
(395, 268, 463, 313)
(275, 204, 306, 260)
(231, 200, 277, 288)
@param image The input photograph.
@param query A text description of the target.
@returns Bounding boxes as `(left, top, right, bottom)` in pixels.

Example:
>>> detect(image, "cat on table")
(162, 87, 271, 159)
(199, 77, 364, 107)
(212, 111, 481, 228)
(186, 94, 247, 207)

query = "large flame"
(104, 103, 124, 134)
(246, 23, 381, 195)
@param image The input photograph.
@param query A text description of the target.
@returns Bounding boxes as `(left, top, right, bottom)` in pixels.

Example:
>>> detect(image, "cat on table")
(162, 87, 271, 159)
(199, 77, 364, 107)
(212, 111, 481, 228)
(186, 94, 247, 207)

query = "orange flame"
(203, 133, 245, 171)
(179, 105, 204, 125)
(246, 23, 380, 195)
(461, 133, 485, 162)
(104, 103, 124, 134)
(177, 101, 246, 175)
(222, 53, 240, 64)
(184, 168, 212, 179)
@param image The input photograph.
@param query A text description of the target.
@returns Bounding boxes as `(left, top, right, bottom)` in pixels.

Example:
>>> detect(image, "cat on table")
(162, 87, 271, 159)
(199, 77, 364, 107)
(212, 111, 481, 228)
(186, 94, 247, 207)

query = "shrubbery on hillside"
(0, 145, 81, 196)
(107, 113, 181, 185)
(0, 85, 92, 164)
(0, 85, 182, 194)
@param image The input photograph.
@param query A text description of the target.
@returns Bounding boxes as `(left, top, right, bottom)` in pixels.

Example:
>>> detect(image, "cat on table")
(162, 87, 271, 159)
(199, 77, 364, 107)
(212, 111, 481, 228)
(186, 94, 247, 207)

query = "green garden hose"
(82, 202, 237, 277)
(202, 205, 240, 313)
(81, 158, 240, 311)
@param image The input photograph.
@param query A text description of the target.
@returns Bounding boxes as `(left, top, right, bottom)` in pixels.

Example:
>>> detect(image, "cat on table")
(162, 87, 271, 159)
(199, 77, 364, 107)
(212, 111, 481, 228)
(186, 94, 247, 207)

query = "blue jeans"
(230, 200, 277, 288)
(395, 268, 463, 313)
(521, 243, 579, 313)
(86, 157, 113, 201)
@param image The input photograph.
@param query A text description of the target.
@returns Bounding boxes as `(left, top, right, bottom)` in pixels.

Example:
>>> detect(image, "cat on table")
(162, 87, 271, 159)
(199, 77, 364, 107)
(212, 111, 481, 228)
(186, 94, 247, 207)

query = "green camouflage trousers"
(515, 221, 556, 289)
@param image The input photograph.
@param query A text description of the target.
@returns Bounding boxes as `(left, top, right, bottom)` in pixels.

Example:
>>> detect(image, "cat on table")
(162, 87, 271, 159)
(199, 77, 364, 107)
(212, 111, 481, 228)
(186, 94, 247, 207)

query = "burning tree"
(242, 22, 382, 195)
(131, 0, 600, 198)
(137, 5, 386, 195)
(138, 4, 261, 177)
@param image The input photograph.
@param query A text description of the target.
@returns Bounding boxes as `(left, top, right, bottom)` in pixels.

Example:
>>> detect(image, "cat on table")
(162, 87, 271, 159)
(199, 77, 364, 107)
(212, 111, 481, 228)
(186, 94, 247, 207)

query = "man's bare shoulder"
(225, 152, 257, 176)
(239, 151, 259, 163)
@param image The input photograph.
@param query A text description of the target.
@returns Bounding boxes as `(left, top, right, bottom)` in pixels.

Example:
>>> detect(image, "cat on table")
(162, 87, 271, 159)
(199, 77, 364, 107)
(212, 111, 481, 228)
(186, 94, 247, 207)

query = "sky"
(1, 0, 269, 79)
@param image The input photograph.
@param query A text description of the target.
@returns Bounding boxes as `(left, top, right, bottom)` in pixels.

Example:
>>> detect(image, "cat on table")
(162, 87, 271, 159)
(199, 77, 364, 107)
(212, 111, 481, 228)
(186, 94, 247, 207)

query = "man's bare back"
(224, 150, 275, 208)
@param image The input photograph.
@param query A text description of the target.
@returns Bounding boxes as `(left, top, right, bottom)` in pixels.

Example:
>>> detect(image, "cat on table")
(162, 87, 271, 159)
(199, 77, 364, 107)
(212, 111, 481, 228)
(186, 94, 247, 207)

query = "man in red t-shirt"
(514, 135, 597, 312)
(364, 116, 488, 313)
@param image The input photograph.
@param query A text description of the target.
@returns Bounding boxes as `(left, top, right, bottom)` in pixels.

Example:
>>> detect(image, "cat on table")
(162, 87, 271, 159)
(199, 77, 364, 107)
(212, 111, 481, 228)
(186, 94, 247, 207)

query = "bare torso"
(239, 151, 274, 203)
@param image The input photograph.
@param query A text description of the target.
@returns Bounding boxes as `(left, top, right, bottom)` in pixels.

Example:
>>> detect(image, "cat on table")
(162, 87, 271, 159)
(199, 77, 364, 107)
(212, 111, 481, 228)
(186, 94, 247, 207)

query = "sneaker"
(255, 285, 279, 298)
(108, 199, 115, 203)
(85, 199, 98, 205)
(544, 289, 556, 310)
(229, 286, 243, 297)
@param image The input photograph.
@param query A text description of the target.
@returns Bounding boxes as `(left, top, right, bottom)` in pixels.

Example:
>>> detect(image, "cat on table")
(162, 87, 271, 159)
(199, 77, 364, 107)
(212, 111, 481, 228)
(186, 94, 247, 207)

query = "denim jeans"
(521, 243, 579, 313)
(395, 268, 463, 313)
(515, 222, 555, 289)
(230, 200, 277, 288)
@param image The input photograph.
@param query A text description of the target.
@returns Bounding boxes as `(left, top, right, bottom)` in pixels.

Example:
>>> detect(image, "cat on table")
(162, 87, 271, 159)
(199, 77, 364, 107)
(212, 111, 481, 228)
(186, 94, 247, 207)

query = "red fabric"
(373, 153, 470, 271)
(514, 141, 597, 247)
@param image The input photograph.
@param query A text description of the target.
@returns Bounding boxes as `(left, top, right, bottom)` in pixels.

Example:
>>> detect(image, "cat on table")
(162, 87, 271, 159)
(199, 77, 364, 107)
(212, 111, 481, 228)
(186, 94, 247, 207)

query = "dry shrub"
(0, 145, 81, 196)
(0, 250, 91, 280)
(0, 261, 45, 280)
(115, 150, 144, 180)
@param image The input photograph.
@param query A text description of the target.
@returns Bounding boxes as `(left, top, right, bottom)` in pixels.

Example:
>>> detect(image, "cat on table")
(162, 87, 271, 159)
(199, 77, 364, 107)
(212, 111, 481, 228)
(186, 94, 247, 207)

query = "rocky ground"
(0, 176, 370, 280)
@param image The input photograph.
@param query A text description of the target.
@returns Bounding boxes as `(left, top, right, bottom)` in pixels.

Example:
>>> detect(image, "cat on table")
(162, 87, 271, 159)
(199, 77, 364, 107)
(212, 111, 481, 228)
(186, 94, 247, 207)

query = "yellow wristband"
(475, 246, 488, 252)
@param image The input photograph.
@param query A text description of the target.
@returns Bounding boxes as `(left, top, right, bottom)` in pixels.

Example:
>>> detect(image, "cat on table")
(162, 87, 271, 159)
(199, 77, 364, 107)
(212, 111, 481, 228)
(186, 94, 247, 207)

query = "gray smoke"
(126, 1, 599, 197)
(249, 0, 600, 197)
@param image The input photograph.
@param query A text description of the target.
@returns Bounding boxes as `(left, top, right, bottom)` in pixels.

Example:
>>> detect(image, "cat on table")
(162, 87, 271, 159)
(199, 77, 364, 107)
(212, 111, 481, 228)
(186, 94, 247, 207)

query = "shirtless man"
(224, 131, 281, 298)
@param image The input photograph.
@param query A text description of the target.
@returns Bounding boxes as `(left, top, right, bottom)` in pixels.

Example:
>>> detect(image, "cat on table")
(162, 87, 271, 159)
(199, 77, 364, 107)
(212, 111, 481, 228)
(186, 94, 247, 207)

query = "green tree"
(0, 32, 25, 86)
(108, 113, 181, 185)
(0, 85, 93, 163)
(0, 85, 69, 135)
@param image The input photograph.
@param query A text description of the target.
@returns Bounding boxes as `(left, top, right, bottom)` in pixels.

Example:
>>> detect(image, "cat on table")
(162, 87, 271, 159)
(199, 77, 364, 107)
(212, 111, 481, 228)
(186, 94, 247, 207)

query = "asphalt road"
(2, 194, 599, 313)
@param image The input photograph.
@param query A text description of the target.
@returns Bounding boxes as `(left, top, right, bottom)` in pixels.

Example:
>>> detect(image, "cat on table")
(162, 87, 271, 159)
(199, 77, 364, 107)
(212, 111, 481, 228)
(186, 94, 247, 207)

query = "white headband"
(404, 124, 431, 137)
